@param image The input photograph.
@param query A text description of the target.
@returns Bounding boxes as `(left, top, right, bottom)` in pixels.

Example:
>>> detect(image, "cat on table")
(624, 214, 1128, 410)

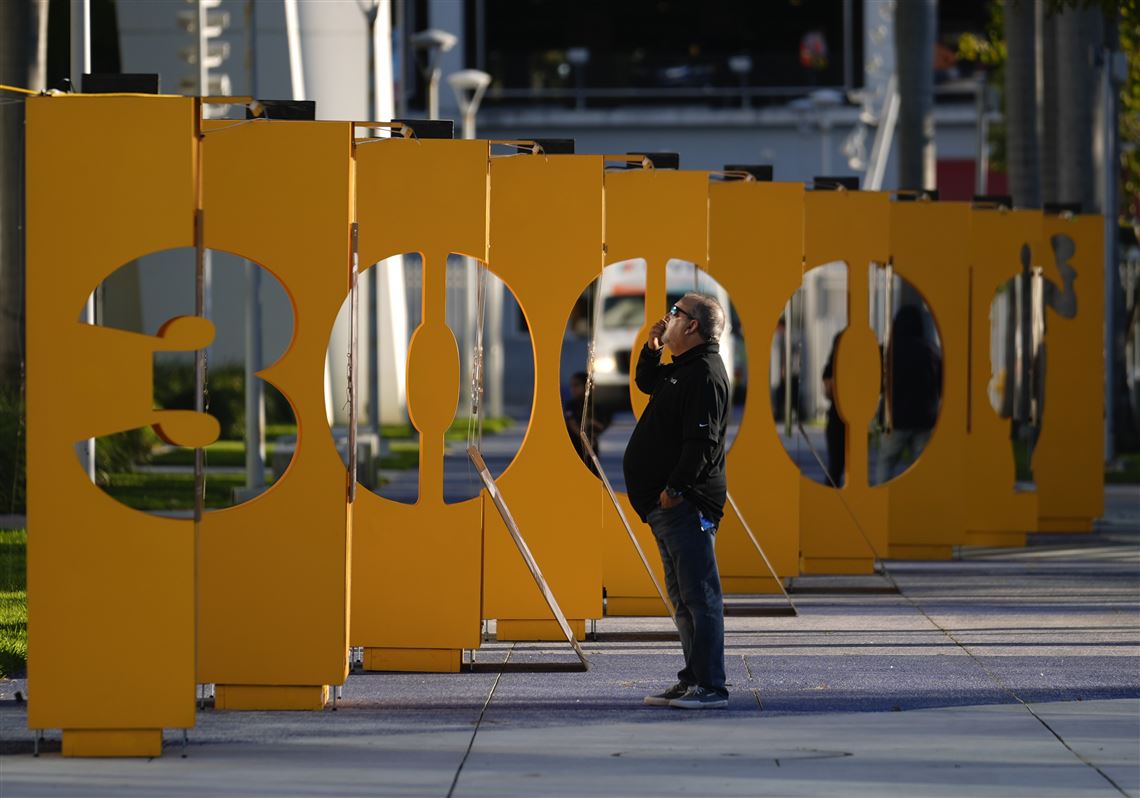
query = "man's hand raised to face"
(648, 318, 668, 352)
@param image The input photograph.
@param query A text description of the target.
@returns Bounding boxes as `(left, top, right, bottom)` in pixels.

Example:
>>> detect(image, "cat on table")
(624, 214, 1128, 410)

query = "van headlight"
(594, 356, 617, 373)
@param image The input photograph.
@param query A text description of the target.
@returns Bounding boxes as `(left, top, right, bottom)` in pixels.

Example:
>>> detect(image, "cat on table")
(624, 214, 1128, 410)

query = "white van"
(591, 258, 736, 409)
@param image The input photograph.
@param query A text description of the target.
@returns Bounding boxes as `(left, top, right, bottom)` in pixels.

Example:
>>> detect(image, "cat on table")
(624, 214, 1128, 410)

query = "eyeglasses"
(669, 304, 693, 320)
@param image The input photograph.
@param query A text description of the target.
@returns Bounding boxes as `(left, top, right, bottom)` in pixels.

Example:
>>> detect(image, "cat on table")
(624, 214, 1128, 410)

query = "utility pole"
(1101, 31, 1126, 462)
(894, 0, 936, 191)
(364, 0, 382, 443)
(243, 0, 265, 494)
(73, 0, 95, 481)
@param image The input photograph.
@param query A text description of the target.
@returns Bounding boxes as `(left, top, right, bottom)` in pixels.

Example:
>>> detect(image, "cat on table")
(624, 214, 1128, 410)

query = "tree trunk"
(1040, 10, 1059, 205)
(1055, 4, 1104, 212)
(1004, 0, 1041, 208)
(894, 0, 937, 191)
(0, 0, 34, 388)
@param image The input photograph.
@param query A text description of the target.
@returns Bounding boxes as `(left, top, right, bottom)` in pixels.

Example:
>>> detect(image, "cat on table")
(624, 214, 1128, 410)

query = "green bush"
(0, 528, 27, 678)
(100, 471, 252, 511)
(153, 362, 295, 441)
(0, 389, 26, 515)
(95, 427, 155, 475)
(153, 362, 243, 440)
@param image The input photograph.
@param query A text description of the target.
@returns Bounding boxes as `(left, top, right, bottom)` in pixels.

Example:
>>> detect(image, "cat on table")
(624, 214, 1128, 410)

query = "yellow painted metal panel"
(25, 95, 197, 736)
(800, 190, 890, 572)
(964, 209, 1043, 545)
(886, 201, 971, 557)
(607, 596, 671, 616)
(363, 648, 461, 673)
(889, 544, 954, 560)
(497, 619, 587, 641)
(606, 169, 709, 265)
(214, 685, 329, 711)
(1038, 517, 1095, 533)
(1034, 214, 1104, 531)
(197, 119, 353, 689)
(601, 491, 669, 615)
(602, 169, 708, 612)
(707, 181, 803, 587)
(351, 139, 487, 654)
(482, 154, 604, 630)
(62, 730, 164, 758)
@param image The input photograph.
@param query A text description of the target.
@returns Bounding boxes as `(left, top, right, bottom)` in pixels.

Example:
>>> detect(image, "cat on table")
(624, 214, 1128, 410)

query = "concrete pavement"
(1, 490, 1137, 797)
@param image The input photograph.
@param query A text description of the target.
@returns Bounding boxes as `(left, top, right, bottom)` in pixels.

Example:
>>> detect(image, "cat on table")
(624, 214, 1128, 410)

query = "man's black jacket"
(622, 342, 730, 524)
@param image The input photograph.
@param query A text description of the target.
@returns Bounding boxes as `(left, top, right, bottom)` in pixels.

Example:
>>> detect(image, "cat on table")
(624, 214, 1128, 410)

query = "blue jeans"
(646, 499, 727, 697)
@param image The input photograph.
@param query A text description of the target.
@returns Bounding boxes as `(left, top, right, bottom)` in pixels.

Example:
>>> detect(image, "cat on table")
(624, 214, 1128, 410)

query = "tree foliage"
(1120, 0, 1139, 228)
(957, 1, 1007, 172)
(958, 0, 1137, 228)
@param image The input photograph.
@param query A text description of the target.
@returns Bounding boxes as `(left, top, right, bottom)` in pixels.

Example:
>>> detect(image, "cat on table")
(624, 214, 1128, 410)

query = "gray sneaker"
(669, 686, 728, 709)
(644, 682, 690, 706)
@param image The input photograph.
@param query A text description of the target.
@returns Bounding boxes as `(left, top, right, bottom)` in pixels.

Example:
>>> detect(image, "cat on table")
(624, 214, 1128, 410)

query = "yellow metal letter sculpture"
(798, 189, 890, 574)
(351, 137, 488, 672)
(198, 118, 355, 709)
(26, 94, 199, 756)
(482, 151, 605, 640)
(601, 166, 708, 615)
(884, 200, 970, 559)
(706, 179, 804, 590)
(23, 94, 1109, 748)
(1033, 213, 1104, 533)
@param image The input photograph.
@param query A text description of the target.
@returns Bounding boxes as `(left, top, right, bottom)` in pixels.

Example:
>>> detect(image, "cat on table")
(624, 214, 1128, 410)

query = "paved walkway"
(2, 490, 1138, 797)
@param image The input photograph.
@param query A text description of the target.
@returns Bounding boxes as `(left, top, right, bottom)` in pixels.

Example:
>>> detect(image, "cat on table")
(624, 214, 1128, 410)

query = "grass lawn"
(99, 472, 259, 511)
(379, 441, 419, 471)
(0, 529, 27, 678)
(1106, 452, 1140, 485)
(150, 439, 282, 468)
(147, 418, 512, 472)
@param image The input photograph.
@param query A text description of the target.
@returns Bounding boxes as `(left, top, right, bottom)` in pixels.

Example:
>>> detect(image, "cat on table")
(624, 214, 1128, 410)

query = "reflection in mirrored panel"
(772, 261, 847, 487)
(327, 253, 419, 504)
(325, 254, 534, 505)
(442, 257, 533, 504)
(86, 248, 296, 514)
(867, 264, 943, 487)
(560, 259, 745, 494)
(987, 239, 1078, 487)
(593, 258, 740, 415)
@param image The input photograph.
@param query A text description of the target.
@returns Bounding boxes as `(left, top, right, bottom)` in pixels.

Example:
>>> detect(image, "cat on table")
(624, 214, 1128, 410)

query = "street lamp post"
(566, 47, 589, 110)
(728, 54, 752, 109)
(411, 28, 457, 120)
(448, 68, 491, 140)
(448, 69, 503, 418)
(362, 0, 383, 447)
(809, 89, 844, 175)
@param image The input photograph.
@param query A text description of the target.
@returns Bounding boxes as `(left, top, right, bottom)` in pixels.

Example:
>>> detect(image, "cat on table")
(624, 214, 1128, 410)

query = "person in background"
(564, 371, 612, 474)
(822, 332, 845, 487)
(876, 305, 941, 483)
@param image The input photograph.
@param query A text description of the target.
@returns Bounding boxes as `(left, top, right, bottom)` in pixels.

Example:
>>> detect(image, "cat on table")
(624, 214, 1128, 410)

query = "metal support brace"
(579, 260, 677, 627)
(467, 446, 590, 670)
(726, 492, 797, 614)
(348, 222, 360, 501)
(578, 432, 678, 625)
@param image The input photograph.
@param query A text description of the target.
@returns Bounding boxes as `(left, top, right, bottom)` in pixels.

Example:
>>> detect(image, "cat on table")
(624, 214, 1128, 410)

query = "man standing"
(623, 292, 731, 709)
